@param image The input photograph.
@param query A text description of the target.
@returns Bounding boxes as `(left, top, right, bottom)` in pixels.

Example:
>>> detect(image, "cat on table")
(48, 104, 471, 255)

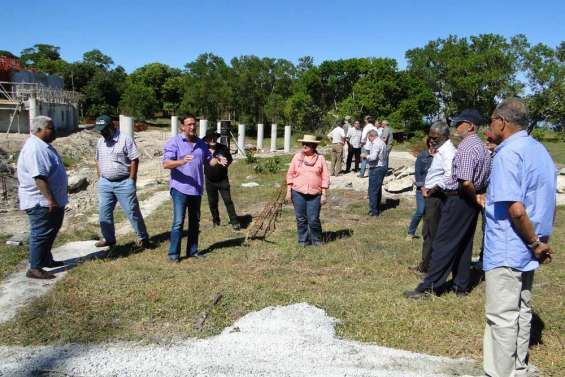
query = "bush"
(530, 128, 546, 141)
(245, 152, 257, 164)
(254, 156, 282, 174)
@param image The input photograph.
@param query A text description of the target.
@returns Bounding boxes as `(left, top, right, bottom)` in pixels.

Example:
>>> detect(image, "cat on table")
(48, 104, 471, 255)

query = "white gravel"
(0, 303, 482, 377)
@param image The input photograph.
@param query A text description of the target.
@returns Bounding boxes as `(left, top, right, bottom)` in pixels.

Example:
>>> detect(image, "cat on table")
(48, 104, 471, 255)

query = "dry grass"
(0, 158, 563, 375)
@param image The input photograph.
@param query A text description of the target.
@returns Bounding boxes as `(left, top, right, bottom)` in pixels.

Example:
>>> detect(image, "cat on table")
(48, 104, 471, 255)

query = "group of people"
(15, 97, 556, 377)
(17, 114, 241, 278)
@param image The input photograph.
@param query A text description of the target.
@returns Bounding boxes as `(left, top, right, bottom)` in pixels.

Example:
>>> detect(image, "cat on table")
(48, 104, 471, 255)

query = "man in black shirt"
(204, 130, 240, 230)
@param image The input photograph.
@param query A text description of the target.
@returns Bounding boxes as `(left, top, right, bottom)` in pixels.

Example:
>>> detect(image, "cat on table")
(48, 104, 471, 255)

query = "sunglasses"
(302, 143, 316, 148)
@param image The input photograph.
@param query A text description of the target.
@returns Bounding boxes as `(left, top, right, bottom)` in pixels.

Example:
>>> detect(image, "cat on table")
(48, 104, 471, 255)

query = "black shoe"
(44, 260, 65, 268)
(190, 252, 206, 258)
(452, 286, 469, 297)
(26, 268, 56, 280)
(213, 220, 221, 227)
(136, 239, 156, 249)
(403, 290, 432, 299)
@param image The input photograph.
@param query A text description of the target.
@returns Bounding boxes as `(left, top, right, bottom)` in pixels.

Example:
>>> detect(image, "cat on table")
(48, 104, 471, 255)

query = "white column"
(28, 96, 38, 133)
(270, 123, 277, 152)
(199, 119, 208, 138)
(256, 123, 264, 151)
(216, 121, 221, 134)
(171, 115, 179, 137)
(237, 123, 246, 154)
(284, 125, 291, 153)
(120, 116, 134, 138)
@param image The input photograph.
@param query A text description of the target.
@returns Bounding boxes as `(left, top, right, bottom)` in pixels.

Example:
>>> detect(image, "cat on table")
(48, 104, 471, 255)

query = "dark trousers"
(420, 195, 444, 272)
(291, 190, 322, 245)
(168, 188, 201, 259)
(346, 147, 362, 172)
(417, 195, 479, 292)
(205, 178, 238, 225)
(368, 166, 387, 215)
(26, 205, 65, 269)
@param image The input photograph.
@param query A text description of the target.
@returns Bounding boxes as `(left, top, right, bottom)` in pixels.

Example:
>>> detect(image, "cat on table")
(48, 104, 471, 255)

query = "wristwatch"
(527, 240, 541, 250)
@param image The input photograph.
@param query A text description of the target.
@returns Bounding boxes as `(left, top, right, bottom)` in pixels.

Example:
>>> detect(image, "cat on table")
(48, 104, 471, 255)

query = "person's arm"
(438, 149, 454, 190)
(508, 201, 553, 263)
(163, 157, 191, 169)
(285, 155, 298, 203)
(459, 179, 480, 205)
(415, 154, 424, 188)
(129, 158, 139, 181)
(320, 156, 330, 205)
(34, 176, 58, 211)
(162, 139, 192, 169)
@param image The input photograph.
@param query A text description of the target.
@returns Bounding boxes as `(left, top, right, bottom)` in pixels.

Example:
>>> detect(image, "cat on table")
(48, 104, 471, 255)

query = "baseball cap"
(449, 109, 482, 127)
(95, 115, 113, 132)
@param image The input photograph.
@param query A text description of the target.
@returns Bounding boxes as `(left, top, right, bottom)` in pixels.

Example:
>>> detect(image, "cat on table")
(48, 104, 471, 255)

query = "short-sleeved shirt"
(96, 129, 140, 181)
(361, 124, 378, 147)
(346, 127, 363, 148)
(484, 131, 556, 272)
(444, 133, 491, 192)
(366, 138, 386, 168)
(163, 134, 212, 196)
(328, 127, 345, 144)
(17, 135, 68, 210)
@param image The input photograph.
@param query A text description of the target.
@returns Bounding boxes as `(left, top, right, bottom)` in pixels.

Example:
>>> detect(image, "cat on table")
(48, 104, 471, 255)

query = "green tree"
(128, 63, 181, 116)
(284, 91, 321, 131)
(20, 44, 63, 73)
(120, 81, 159, 120)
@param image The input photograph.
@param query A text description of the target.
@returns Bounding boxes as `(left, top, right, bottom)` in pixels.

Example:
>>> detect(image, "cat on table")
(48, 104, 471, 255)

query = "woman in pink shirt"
(285, 135, 330, 246)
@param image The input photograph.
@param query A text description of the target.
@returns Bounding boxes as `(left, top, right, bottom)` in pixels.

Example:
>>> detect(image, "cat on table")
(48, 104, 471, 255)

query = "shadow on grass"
(530, 312, 545, 347)
(202, 236, 246, 255)
(322, 229, 354, 243)
(237, 214, 253, 229)
(381, 198, 400, 212)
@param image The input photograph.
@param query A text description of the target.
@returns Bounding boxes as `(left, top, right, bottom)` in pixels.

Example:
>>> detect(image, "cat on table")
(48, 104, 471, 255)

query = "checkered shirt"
(95, 129, 140, 180)
(445, 133, 491, 192)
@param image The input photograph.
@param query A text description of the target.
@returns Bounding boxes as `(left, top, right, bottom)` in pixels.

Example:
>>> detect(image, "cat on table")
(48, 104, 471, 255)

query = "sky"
(3, 0, 564, 72)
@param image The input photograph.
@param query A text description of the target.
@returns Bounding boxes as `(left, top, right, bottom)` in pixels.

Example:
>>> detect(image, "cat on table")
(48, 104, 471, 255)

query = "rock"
(557, 175, 565, 194)
(385, 176, 414, 193)
(345, 182, 353, 188)
(241, 182, 260, 188)
(560, 168, 565, 176)
(68, 175, 89, 193)
(6, 232, 28, 246)
(397, 166, 415, 179)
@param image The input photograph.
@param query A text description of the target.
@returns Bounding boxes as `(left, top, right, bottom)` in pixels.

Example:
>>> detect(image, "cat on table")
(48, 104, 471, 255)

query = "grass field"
(0, 156, 563, 375)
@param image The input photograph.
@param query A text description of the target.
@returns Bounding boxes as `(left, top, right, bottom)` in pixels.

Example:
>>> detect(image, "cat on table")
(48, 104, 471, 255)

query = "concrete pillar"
(28, 96, 38, 133)
(237, 123, 246, 154)
(284, 125, 291, 153)
(270, 123, 277, 152)
(256, 123, 264, 151)
(171, 116, 179, 137)
(216, 121, 221, 134)
(199, 119, 208, 139)
(120, 115, 134, 138)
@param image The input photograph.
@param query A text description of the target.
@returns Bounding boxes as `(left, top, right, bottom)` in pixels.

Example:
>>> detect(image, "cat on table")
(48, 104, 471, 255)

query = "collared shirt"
(286, 151, 330, 195)
(346, 127, 363, 148)
(444, 133, 491, 192)
(17, 135, 68, 210)
(328, 127, 345, 144)
(415, 149, 434, 188)
(484, 131, 556, 272)
(96, 129, 140, 181)
(163, 134, 212, 196)
(424, 139, 456, 190)
(380, 126, 393, 153)
(361, 124, 378, 146)
(366, 137, 386, 168)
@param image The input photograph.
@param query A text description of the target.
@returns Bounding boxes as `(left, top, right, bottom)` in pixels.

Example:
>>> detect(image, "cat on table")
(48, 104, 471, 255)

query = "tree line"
(4, 33, 564, 131)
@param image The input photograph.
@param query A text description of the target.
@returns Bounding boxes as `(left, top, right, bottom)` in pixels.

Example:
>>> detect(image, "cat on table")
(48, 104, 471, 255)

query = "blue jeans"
(169, 188, 201, 259)
(97, 177, 148, 244)
(26, 205, 65, 269)
(368, 166, 387, 215)
(291, 190, 322, 245)
(407, 189, 425, 235)
(358, 148, 370, 177)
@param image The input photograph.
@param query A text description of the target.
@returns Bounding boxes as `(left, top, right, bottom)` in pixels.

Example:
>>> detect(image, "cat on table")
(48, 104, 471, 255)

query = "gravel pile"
(0, 303, 481, 377)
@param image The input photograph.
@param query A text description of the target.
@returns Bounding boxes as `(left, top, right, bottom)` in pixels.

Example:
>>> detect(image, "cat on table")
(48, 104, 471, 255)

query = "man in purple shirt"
(163, 115, 227, 262)
(405, 109, 491, 298)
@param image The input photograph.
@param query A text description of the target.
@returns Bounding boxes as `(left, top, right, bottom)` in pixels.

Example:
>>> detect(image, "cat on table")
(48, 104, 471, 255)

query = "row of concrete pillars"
(170, 116, 291, 153)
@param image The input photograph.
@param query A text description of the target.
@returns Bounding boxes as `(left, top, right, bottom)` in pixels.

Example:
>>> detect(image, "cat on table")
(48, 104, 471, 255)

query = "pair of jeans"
(368, 166, 387, 215)
(407, 189, 425, 235)
(97, 177, 148, 244)
(291, 190, 322, 245)
(205, 177, 238, 225)
(358, 148, 370, 177)
(169, 188, 201, 259)
(26, 205, 65, 269)
(346, 147, 361, 172)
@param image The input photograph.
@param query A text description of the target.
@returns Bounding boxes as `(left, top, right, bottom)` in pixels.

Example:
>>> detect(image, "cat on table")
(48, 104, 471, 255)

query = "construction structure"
(0, 55, 82, 134)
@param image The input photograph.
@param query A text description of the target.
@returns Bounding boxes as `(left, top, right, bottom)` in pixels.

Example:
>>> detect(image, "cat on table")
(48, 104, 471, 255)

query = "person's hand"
(181, 154, 193, 165)
(476, 193, 486, 208)
(533, 242, 553, 264)
(47, 198, 59, 212)
(217, 156, 228, 166)
(285, 190, 292, 204)
(320, 193, 327, 206)
(422, 188, 429, 198)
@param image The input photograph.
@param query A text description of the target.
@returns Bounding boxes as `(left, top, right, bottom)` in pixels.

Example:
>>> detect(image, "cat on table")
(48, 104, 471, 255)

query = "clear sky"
(3, 0, 564, 72)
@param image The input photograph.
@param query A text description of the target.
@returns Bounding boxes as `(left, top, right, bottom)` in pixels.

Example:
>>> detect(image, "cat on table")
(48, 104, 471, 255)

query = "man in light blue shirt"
(483, 98, 556, 377)
(17, 116, 68, 279)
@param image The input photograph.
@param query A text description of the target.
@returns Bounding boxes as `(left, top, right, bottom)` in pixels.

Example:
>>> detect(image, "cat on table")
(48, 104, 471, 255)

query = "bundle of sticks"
(245, 179, 287, 243)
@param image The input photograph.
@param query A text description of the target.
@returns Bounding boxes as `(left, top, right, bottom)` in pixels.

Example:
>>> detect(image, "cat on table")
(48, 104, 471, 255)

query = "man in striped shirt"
(405, 109, 491, 298)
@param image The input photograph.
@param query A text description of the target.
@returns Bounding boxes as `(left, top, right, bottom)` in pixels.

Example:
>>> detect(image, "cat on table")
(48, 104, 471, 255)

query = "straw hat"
(297, 134, 320, 143)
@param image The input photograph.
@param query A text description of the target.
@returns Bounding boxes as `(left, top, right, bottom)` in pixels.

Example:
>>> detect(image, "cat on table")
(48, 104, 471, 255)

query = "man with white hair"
(17, 116, 68, 279)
